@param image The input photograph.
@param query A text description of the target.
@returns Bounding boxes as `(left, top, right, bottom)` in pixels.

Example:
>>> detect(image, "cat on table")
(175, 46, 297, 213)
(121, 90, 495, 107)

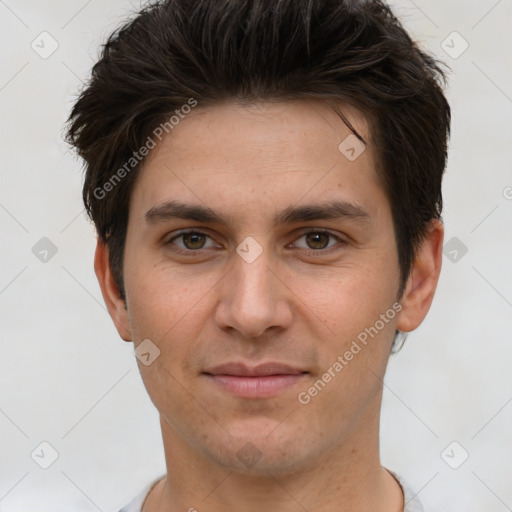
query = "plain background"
(1, 1, 511, 510)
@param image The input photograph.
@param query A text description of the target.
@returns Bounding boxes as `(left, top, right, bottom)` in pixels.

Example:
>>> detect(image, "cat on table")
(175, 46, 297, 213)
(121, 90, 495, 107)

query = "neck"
(144, 394, 403, 512)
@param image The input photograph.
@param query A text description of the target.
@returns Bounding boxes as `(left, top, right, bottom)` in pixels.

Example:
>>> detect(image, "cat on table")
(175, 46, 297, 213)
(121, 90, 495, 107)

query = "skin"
(95, 99, 443, 511)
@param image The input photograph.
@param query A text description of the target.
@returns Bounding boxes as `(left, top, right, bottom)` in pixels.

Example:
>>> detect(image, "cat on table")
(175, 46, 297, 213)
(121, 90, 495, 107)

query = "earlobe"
(94, 238, 132, 342)
(396, 220, 444, 333)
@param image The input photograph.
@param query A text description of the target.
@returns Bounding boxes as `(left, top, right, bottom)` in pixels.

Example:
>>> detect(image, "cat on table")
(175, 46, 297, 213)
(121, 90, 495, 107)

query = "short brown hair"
(66, 0, 451, 301)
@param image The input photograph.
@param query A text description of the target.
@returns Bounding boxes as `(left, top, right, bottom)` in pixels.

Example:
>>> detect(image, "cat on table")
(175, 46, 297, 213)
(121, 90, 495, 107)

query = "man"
(66, 0, 450, 510)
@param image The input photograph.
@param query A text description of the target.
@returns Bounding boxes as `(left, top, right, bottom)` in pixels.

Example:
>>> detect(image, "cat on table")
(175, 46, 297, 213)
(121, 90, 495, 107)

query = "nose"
(213, 245, 293, 339)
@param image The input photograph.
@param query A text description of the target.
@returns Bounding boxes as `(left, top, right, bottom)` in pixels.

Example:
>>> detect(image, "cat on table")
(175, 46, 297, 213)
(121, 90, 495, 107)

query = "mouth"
(202, 362, 308, 398)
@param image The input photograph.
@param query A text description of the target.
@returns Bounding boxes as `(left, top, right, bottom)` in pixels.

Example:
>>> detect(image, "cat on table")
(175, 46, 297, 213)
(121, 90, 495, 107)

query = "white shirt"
(118, 470, 424, 511)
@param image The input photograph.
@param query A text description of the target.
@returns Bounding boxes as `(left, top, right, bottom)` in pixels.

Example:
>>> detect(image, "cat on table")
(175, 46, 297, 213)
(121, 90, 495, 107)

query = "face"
(98, 100, 437, 476)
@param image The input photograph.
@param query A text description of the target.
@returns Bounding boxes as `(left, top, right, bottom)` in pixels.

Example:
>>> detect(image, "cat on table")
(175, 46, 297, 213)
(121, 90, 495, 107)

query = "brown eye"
(305, 232, 331, 250)
(293, 230, 341, 251)
(181, 232, 207, 250)
(167, 231, 216, 252)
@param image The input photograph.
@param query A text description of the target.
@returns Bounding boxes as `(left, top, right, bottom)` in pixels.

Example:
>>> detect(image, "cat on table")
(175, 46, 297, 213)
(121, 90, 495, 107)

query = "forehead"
(129, 99, 385, 225)
(151, 99, 374, 168)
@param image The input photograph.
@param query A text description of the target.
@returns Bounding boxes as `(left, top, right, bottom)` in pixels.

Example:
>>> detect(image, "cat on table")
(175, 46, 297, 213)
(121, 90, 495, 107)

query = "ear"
(396, 219, 444, 333)
(94, 237, 132, 342)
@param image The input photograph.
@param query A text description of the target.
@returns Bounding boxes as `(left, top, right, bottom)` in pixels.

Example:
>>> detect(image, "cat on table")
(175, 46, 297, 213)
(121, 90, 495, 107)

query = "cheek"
(290, 259, 399, 409)
(123, 265, 213, 417)
(122, 257, 225, 388)
(291, 260, 398, 337)
(297, 281, 398, 431)
(123, 244, 214, 338)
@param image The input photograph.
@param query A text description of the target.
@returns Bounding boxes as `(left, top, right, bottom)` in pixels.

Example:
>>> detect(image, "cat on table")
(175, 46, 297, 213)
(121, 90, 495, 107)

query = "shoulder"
(117, 476, 165, 512)
(389, 470, 425, 512)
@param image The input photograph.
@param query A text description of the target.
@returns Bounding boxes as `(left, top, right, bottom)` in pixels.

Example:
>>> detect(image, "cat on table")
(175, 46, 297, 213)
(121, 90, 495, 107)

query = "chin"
(205, 421, 314, 475)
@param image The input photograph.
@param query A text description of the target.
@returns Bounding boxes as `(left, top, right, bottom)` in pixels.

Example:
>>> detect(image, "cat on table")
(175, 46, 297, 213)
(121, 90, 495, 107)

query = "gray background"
(1, 0, 511, 510)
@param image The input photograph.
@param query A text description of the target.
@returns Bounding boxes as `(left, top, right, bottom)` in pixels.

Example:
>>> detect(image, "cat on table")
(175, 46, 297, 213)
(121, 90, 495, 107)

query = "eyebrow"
(144, 199, 371, 226)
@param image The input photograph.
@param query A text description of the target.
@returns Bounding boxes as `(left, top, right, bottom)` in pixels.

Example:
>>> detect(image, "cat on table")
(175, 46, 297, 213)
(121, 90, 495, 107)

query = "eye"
(293, 230, 344, 251)
(166, 230, 218, 251)
(165, 229, 346, 255)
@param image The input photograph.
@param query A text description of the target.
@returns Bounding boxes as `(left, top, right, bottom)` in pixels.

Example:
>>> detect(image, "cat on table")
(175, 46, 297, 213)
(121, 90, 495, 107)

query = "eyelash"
(165, 229, 347, 256)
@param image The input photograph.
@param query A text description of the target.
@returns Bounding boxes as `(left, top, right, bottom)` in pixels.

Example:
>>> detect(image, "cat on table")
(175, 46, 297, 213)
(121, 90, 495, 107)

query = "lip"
(203, 362, 306, 377)
(202, 362, 308, 398)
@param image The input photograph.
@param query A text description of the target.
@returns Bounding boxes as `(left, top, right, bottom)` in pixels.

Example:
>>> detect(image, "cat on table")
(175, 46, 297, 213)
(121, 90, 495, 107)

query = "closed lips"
(203, 362, 307, 376)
